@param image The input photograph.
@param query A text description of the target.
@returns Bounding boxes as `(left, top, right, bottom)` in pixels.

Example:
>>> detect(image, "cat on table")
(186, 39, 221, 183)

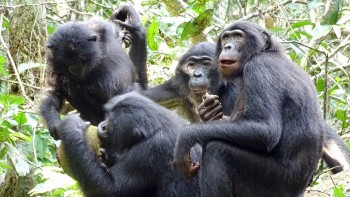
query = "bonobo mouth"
(191, 89, 207, 97)
(219, 59, 237, 67)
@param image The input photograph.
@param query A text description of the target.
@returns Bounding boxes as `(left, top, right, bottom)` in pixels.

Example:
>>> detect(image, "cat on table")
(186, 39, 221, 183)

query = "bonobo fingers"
(175, 152, 200, 179)
(198, 94, 223, 122)
(119, 29, 132, 48)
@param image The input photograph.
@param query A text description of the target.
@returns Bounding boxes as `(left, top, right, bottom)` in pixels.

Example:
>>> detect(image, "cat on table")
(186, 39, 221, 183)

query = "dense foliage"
(0, 0, 349, 196)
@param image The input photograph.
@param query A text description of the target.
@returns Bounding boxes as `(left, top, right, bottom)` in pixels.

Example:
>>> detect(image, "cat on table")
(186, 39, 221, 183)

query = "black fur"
(173, 21, 324, 196)
(143, 42, 221, 122)
(56, 92, 200, 197)
(40, 14, 146, 140)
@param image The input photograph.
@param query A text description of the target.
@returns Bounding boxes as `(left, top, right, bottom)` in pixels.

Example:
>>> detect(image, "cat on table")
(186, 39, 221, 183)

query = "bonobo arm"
(111, 3, 147, 90)
(40, 89, 64, 140)
(142, 76, 183, 109)
(174, 64, 283, 178)
(57, 115, 155, 196)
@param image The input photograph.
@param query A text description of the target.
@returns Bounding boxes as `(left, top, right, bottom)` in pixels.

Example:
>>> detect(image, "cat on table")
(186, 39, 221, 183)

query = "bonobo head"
(46, 19, 111, 79)
(176, 42, 218, 98)
(216, 21, 279, 78)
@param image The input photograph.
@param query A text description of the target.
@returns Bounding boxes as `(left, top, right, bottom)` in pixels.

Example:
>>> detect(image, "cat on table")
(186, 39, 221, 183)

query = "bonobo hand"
(56, 115, 90, 139)
(173, 131, 200, 179)
(198, 94, 223, 122)
(111, 3, 146, 48)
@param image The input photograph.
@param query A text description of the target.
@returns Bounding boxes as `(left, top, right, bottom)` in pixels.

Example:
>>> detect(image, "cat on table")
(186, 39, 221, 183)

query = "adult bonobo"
(56, 92, 200, 197)
(143, 42, 225, 122)
(173, 21, 324, 196)
(40, 4, 147, 140)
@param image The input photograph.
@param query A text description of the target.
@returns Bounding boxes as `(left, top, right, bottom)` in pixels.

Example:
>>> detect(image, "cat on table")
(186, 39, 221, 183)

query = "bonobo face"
(219, 29, 246, 77)
(182, 56, 215, 97)
(46, 22, 102, 79)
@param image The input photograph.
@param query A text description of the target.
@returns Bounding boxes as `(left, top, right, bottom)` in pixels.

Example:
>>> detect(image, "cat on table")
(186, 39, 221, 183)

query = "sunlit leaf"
(332, 25, 342, 38)
(307, 1, 324, 10)
(14, 112, 27, 126)
(6, 142, 30, 176)
(333, 185, 346, 197)
(290, 21, 314, 29)
(18, 63, 44, 74)
(147, 19, 160, 50)
(0, 94, 25, 106)
(310, 25, 332, 40)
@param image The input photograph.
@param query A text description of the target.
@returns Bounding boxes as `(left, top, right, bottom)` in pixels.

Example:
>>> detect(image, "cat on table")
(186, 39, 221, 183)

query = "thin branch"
(316, 34, 350, 68)
(0, 78, 41, 90)
(0, 1, 76, 9)
(239, 0, 307, 21)
(0, 13, 36, 109)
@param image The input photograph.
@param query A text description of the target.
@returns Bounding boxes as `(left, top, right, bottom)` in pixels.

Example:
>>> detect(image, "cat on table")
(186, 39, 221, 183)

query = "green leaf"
(321, 0, 343, 25)
(335, 110, 347, 122)
(291, 21, 314, 29)
(181, 9, 213, 40)
(316, 78, 325, 92)
(333, 185, 346, 197)
(14, 112, 28, 126)
(0, 94, 26, 106)
(147, 19, 160, 51)
(18, 63, 44, 74)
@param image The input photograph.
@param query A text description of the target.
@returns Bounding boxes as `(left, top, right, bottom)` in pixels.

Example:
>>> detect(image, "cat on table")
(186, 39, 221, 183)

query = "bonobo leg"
(323, 125, 350, 173)
(201, 141, 309, 197)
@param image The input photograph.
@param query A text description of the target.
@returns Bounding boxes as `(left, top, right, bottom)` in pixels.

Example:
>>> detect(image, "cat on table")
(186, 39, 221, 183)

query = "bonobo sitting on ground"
(56, 92, 201, 197)
(173, 21, 324, 196)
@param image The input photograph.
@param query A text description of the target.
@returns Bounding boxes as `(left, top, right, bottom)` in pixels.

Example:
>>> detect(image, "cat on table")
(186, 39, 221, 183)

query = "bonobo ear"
(262, 31, 272, 51)
(87, 34, 98, 41)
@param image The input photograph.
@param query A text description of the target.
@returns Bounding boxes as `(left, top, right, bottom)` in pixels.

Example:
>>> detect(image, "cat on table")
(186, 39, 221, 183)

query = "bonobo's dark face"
(219, 29, 246, 77)
(46, 22, 102, 79)
(181, 56, 215, 97)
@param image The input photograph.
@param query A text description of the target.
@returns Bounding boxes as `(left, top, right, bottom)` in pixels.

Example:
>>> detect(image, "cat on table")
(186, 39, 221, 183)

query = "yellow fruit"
(57, 125, 101, 179)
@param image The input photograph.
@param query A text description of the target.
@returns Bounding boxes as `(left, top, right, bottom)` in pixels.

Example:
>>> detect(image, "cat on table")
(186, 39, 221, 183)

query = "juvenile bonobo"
(40, 4, 147, 140)
(56, 92, 200, 197)
(143, 42, 224, 122)
(173, 21, 324, 196)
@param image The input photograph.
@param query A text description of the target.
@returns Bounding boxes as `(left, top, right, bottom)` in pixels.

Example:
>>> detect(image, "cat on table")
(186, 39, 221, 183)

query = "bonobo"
(173, 21, 324, 196)
(143, 42, 224, 122)
(56, 92, 200, 197)
(40, 4, 147, 140)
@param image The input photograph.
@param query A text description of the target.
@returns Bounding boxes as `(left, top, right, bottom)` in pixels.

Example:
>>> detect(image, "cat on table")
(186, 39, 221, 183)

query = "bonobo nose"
(224, 43, 233, 50)
(193, 70, 203, 78)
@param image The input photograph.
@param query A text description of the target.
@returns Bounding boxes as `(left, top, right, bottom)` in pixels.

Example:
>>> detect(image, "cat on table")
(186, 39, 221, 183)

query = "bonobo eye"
(87, 34, 97, 41)
(187, 62, 195, 67)
(233, 32, 243, 39)
(222, 34, 229, 41)
(232, 30, 244, 39)
(203, 60, 211, 66)
(98, 120, 109, 138)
